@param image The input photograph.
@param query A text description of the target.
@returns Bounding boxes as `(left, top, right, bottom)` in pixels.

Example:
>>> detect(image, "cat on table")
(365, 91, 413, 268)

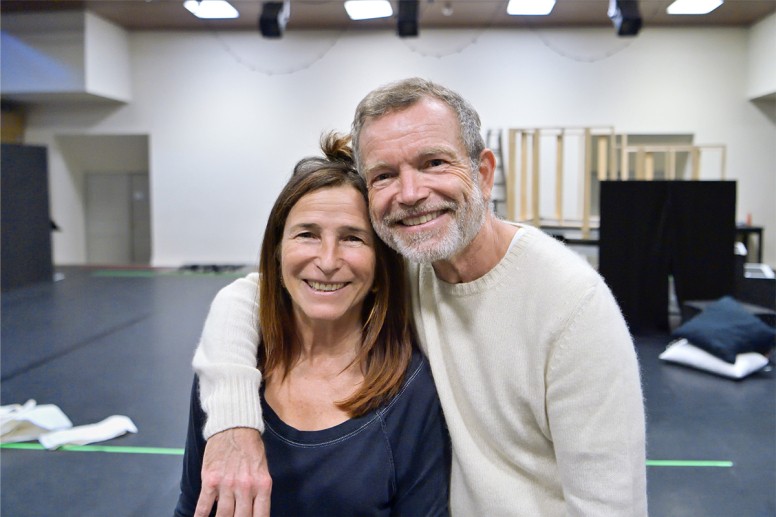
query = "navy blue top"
(175, 349, 451, 517)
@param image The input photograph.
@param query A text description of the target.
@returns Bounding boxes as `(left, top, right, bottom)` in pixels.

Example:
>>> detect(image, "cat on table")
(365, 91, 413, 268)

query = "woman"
(175, 133, 451, 516)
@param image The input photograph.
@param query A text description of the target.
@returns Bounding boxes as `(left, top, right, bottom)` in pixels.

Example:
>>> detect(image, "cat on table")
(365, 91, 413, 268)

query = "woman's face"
(280, 185, 376, 327)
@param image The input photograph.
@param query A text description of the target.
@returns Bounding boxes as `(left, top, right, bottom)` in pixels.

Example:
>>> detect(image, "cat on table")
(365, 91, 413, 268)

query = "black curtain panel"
(1, 143, 53, 291)
(599, 181, 736, 333)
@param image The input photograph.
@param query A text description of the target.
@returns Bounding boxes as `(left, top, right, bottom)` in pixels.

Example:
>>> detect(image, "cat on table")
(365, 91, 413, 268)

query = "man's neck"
(431, 215, 519, 284)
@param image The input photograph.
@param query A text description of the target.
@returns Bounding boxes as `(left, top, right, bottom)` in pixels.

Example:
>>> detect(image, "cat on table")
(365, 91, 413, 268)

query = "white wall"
(747, 12, 776, 100)
(23, 24, 776, 267)
(84, 12, 132, 102)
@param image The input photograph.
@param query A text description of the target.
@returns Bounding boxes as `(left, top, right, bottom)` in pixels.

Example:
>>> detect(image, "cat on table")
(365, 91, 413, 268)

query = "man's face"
(359, 97, 487, 263)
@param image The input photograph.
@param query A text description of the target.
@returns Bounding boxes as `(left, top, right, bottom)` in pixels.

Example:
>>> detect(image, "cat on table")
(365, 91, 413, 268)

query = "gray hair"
(351, 78, 485, 174)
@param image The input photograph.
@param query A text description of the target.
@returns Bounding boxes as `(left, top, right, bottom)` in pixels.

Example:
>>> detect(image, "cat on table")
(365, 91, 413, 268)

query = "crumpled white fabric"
(38, 415, 138, 449)
(0, 400, 73, 443)
(660, 338, 769, 379)
(0, 400, 137, 449)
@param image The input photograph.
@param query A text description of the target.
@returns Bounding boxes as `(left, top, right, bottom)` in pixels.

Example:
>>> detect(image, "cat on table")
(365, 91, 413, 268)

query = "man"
(192, 78, 647, 516)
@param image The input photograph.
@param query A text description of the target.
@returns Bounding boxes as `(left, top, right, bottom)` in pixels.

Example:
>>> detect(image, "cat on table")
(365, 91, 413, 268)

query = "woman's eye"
(344, 235, 364, 243)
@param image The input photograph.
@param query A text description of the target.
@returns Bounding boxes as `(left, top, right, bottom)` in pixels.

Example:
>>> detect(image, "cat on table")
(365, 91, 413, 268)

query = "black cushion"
(671, 296, 775, 363)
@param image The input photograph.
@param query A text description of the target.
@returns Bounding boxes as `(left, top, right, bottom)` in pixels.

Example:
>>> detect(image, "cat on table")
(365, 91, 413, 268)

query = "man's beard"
(372, 183, 488, 264)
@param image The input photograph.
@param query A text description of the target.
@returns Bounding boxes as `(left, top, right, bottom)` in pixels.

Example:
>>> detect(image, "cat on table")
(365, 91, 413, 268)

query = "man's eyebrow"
(363, 146, 457, 177)
(418, 146, 456, 159)
(363, 162, 392, 178)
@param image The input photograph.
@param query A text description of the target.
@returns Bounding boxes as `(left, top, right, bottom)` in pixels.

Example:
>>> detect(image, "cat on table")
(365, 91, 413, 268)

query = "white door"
(85, 172, 150, 265)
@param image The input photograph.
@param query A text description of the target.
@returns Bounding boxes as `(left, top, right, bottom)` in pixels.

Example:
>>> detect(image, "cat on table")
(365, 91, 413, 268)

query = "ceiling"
(2, 0, 775, 32)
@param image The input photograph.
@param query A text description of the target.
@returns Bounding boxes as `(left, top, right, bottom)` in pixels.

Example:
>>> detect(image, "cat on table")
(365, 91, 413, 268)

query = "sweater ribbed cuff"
(200, 369, 264, 439)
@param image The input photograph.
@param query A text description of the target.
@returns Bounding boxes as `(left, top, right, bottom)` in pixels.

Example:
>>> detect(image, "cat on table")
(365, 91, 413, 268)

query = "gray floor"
(1, 267, 240, 516)
(1, 267, 774, 516)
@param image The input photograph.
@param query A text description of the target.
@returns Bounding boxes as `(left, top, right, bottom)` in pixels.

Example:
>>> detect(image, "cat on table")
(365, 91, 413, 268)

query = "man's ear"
(477, 148, 497, 201)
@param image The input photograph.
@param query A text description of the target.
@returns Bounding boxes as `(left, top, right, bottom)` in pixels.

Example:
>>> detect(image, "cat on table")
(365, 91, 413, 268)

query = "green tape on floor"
(1, 443, 734, 466)
(91, 270, 160, 278)
(646, 459, 733, 467)
(91, 270, 245, 278)
(0, 443, 184, 455)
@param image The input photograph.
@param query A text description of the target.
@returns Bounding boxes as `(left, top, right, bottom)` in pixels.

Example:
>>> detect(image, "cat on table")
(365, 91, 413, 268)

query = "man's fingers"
(196, 428, 270, 517)
(253, 485, 271, 517)
(232, 494, 254, 517)
(194, 487, 218, 517)
(213, 492, 234, 517)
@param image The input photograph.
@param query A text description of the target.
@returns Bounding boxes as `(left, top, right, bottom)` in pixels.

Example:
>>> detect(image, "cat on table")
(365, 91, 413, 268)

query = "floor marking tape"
(1, 443, 184, 455)
(91, 270, 244, 278)
(1, 443, 734, 466)
(646, 460, 733, 467)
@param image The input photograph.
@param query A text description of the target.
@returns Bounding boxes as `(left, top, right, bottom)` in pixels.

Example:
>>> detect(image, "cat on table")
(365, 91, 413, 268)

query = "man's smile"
(401, 210, 445, 227)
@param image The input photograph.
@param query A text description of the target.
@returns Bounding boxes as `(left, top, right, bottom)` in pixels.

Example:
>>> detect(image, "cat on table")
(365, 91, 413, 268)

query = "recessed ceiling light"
(344, 0, 393, 21)
(666, 0, 723, 15)
(183, 0, 239, 19)
(507, 0, 556, 16)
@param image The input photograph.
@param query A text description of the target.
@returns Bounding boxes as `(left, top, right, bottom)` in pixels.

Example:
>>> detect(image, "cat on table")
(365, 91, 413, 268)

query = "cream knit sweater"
(193, 225, 647, 516)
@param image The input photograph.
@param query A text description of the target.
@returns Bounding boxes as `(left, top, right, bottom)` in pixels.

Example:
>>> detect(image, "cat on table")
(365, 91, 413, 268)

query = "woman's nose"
(315, 239, 340, 272)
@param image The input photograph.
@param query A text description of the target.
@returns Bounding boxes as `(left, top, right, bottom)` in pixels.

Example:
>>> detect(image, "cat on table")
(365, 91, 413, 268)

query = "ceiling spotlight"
(259, 1, 290, 38)
(183, 0, 239, 19)
(442, 1, 454, 16)
(608, 0, 642, 37)
(506, 0, 556, 16)
(667, 0, 723, 15)
(344, 0, 393, 20)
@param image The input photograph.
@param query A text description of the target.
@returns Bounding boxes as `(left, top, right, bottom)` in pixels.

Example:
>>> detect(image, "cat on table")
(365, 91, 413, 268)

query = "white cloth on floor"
(660, 338, 769, 379)
(0, 400, 73, 443)
(0, 400, 137, 449)
(39, 415, 138, 449)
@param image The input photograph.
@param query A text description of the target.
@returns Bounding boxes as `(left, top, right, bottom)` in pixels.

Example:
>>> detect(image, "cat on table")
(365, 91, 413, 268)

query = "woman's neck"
(264, 318, 365, 431)
(295, 318, 362, 365)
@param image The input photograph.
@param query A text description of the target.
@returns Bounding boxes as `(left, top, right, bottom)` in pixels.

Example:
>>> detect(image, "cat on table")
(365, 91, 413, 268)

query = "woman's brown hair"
(258, 132, 413, 417)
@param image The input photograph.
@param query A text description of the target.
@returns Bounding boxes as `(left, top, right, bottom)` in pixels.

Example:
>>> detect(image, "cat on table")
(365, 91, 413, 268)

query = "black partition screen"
(1, 143, 53, 291)
(599, 180, 736, 333)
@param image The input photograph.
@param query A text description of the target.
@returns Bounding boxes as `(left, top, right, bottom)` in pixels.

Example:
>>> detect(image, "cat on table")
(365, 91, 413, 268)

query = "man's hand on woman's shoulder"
(195, 427, 272, 517)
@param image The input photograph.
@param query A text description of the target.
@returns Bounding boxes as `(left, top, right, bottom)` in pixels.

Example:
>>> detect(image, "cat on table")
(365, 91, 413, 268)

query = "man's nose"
(397, 168, 429, 206)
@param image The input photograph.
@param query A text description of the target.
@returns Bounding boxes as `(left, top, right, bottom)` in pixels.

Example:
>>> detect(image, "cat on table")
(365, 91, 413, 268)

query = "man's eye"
(427, 159, 445, 168)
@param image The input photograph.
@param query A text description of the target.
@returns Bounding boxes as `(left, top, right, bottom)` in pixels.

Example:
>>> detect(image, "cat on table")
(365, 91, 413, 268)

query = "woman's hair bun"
(320, 131, 355, 166)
